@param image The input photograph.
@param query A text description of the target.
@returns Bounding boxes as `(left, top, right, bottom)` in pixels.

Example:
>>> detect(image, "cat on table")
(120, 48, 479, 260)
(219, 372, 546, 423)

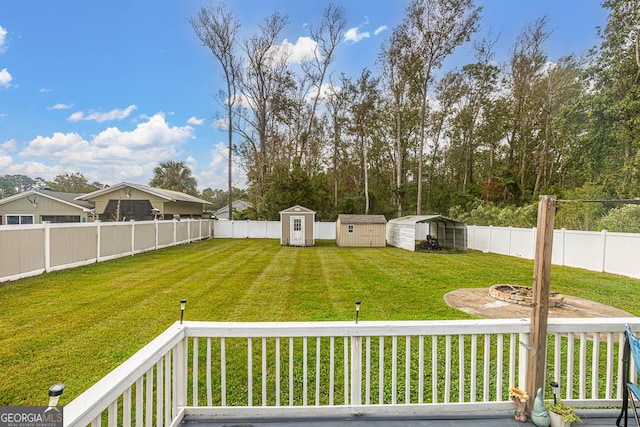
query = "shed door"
(290, 216, 305, 245)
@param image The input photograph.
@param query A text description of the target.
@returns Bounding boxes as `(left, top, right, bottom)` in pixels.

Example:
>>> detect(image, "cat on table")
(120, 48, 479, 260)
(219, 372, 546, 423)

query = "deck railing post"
(175, 335, 187, 410)
(351, 335, 362, 405)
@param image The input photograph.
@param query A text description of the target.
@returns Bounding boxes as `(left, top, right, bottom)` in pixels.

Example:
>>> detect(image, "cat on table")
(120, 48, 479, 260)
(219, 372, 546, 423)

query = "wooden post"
(526, 195, 556, 414)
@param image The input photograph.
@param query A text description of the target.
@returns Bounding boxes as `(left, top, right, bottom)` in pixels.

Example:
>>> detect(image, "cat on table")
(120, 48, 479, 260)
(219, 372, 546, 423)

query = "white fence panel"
(314, 222, 335, 240)
(213, 221, 234, 238)
(604, 232, 640, 279)
(510, 227, 535, 259)
(563, 230, 605, 272)
(488, 226, 511, 256)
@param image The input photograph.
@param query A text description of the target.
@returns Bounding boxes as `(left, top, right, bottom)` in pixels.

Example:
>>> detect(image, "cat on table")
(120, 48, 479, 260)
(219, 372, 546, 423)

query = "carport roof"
(388, 215, 465, 225)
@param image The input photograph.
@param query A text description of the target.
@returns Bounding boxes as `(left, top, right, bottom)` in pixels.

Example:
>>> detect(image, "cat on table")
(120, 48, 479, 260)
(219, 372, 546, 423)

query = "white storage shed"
(386, 215, 467, 252)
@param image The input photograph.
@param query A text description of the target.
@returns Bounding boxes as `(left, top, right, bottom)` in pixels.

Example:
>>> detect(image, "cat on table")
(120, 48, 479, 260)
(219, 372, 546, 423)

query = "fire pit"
(488, 284, 564, 307)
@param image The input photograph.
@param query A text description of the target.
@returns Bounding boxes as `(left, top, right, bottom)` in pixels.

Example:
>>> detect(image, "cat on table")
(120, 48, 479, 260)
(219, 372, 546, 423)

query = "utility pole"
(526, 195, 556, 414)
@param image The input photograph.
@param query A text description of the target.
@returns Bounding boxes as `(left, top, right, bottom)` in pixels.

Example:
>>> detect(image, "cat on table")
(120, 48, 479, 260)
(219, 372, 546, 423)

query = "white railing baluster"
(316, 337, 321, 406)
(405, 336, 411, 403)
(579, 332, 587, 400)
(444, 335, 451, 403)
(221, 337, 226, 406)
(192, 337, 199, 406)
(351, 336, 362, 406)
(262, 337, 267, 406)
(496, 334, 503, 401)
(303, 337, 308, 406)
(108, 400, 117, 427)
(206, 338, 212, 406)
(289, 337, 294, 406)
(145, 368, 153, 427)
(392, 335, 398, 404)
(329, 336, 335, 405)
(379, 336, 384, 404)
(483, 334, 490, 402)
(566, 332, 575, 399)
(275, 337, 281, 406)
(123, 387, 131, 427)
(365, 336, 371, 405)
(343, 337, 348, 405)
(431, 336, 437, 403)
(135, 378, 143, 427)
(164, 351, 171, 426)
(247, 338, 253, 407)
(418, 335, 424, 404)
(617, 332, 625, 399)
(470, 334, 477, 402)
(509, 333, 516, 393)
(592, 332, 600, 399)
(606, 332, 614, 399)
(91, 413, 101, 427)
(459, 334, 465, 402)
(156, 359, 163, 427)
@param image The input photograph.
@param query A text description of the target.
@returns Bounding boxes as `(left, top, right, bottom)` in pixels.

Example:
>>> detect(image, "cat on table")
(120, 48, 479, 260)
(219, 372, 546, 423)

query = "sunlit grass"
(0, 238, 638, 406)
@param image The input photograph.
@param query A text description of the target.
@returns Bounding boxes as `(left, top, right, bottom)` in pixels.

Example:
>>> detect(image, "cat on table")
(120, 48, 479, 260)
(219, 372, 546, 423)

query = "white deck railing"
(63, 318, 639, 426)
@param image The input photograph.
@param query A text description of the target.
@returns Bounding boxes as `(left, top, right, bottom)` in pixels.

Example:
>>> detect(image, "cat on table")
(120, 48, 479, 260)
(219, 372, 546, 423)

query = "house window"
(41, 215, 81, 223)
(6, 215, 34, 225)
(347, 224, 354, 233)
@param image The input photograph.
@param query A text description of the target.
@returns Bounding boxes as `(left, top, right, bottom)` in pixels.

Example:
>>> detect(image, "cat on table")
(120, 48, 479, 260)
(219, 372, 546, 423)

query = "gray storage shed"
(280, 205, 315, 246)
(335, 214, 387, 247)
(387, 215, 467, 252)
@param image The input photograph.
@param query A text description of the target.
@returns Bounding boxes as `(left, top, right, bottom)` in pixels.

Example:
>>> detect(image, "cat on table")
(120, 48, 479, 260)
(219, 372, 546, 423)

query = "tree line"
(189, 0, 640, 226)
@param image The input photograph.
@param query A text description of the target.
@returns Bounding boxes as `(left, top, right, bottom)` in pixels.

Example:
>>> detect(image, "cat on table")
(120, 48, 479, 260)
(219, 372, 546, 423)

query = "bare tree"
(191, 4, 241, 219)
(299, 4, 346, 169)
(403, 0, 481, 214)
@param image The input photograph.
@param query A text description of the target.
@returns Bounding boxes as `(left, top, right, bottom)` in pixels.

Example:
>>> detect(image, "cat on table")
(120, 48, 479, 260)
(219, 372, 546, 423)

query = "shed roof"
(337, 214, 387, 224)
(77, 182, 210, 204)
(0, 189, 95, 211)
(388, 215, 465, 226)
(279, 205, 316, 214)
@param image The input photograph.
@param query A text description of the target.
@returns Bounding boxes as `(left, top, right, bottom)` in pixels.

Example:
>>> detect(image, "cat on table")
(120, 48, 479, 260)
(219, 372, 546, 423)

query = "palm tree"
(149, 161, 197, 195)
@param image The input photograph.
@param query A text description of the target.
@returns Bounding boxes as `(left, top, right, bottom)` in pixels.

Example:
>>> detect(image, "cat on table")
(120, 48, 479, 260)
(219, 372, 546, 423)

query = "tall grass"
(0, 238, 638, 406)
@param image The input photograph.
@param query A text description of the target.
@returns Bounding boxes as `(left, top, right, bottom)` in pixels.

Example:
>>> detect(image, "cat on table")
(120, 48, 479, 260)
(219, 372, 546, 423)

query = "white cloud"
(39, 88, 53, 93)
(187, 116, 204, 125)
(0, 25, 7, 51)
(1, 138, 16, 151)
(344, 27, 370, 43)
(0, 68, 12, 88)
(0, 155, 11, 168)
(282, 36, 317, 63)
(67, 104, 137, 122)
(374, 25, 388, 36)
(17, 114, 194, 185)
(196, 142, 246, 190)
(48, 103, 73, 110)
(212, 118, 228, 130)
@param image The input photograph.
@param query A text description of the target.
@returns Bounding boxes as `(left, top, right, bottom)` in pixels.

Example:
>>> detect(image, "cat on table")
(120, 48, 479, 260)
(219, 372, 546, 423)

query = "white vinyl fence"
(467, 225, 640, 279)
(0, 219, 213, 283)
(212, 220, 336, 240)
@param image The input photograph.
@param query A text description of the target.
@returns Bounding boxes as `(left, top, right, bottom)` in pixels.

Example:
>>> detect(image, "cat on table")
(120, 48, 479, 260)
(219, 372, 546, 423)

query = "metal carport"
(386, 215, 467, 252)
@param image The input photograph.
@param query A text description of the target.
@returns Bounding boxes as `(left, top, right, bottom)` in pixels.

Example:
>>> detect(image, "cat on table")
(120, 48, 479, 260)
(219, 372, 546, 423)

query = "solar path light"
(180, 299, 187, 324)
(355, 300, 361, 324)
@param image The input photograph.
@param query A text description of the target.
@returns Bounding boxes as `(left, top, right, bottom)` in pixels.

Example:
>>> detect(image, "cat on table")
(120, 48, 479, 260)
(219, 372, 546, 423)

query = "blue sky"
(0, 1, 608, 191)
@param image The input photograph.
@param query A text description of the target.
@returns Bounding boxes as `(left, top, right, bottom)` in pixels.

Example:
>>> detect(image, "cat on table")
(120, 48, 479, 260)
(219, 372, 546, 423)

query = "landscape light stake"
(48, 383, 65, 407)
(180, 299, 187, 324)
(355, 300, 361, 324)
(550, 381, 558, 405)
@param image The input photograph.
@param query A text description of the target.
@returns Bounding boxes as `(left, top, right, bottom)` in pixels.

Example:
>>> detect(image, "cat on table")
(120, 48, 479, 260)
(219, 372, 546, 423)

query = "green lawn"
(1, 238, 639, 406)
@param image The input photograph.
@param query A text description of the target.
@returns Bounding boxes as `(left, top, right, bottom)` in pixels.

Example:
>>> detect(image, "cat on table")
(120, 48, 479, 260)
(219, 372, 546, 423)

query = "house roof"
(337, 214, 387, 224)
(388, 215, 465, 226)
(213, 200, 253, 216)
(279, 205, 316, 214)
(77, 182, 210, 204)
(0, 189, 95, 211)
